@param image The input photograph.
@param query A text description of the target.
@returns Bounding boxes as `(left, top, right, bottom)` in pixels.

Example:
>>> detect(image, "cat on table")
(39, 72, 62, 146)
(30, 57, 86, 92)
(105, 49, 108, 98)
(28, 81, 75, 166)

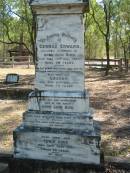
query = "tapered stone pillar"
(13, 1, 102, 171)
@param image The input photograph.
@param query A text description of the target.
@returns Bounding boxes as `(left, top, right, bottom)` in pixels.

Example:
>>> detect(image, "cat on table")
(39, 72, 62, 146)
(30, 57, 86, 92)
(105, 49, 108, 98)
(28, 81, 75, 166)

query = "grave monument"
(14, 0, 102, 171)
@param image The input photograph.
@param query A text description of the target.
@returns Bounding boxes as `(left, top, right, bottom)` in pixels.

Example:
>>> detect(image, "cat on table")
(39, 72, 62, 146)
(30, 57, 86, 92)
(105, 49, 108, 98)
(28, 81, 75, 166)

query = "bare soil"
(0, 67, 35, 153)
(86, 68, 130, 158)
(0, 67, 130, 159)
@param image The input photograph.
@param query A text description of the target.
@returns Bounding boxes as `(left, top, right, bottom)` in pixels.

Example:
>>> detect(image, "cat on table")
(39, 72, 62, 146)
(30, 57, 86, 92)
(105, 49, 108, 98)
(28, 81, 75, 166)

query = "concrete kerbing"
(0, 163, 8, 173)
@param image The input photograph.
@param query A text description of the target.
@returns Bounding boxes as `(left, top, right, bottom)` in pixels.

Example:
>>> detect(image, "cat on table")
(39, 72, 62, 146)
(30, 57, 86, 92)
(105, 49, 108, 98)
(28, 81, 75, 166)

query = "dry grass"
(0, 67, 130, 158)
(86, 69, 130, 158)
(0, 66, 34, 81)
(0, 67, 35, 153)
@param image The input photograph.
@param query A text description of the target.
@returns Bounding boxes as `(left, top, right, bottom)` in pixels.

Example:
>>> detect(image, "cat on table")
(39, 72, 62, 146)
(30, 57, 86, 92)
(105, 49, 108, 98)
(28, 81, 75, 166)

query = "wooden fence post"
(28, 56, 30, 68)
(114, 60, 116, 66)
(125, 59, 129, 72)
(12, 57, 14, 68)
(119, 59, 122, 72)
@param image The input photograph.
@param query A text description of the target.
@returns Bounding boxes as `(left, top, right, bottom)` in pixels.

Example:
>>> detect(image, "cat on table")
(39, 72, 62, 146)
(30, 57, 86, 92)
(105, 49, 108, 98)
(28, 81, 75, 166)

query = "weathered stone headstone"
(13, 0, 102, 171)
(5, 74, 19, 84)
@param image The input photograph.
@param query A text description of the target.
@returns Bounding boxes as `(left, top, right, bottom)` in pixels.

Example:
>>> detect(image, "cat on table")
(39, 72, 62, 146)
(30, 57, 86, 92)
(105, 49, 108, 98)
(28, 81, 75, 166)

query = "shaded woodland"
(0, 0, 130, 74)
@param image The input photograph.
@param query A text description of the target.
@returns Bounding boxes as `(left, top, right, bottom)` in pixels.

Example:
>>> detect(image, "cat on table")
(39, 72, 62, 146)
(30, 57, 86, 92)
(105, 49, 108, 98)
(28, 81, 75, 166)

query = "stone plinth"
(23, 111, 94, 130)
(14, 126, 100, 164)
(27, 91, 90, 113)
(13, 0, 101, 168)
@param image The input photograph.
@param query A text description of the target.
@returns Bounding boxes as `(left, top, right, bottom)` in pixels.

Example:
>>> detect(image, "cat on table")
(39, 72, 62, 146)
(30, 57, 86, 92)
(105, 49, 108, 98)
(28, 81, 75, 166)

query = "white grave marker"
(13, 0, 101, 166)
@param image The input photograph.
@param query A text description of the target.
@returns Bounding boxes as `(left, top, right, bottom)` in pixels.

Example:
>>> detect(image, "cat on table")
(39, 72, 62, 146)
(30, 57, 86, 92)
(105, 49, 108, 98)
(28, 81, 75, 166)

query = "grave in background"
(5, 74, 19, 84)
(13, 0, 103, 172)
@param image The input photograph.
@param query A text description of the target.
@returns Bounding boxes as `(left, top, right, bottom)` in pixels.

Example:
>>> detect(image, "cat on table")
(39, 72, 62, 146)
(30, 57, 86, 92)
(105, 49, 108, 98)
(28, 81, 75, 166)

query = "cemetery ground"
(0, 66, 130, 160)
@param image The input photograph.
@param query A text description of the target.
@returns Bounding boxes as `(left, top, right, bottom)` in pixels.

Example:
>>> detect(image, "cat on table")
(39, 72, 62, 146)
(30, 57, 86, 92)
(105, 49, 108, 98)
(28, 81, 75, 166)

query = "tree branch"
(90, 1, 106, 37)
(0, 21, 33, 55)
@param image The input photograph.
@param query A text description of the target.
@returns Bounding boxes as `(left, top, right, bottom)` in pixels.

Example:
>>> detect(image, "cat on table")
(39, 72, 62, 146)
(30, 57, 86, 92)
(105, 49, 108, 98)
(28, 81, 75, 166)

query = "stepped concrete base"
(14, 126, 100, 165)
(7, 159, 105, 173)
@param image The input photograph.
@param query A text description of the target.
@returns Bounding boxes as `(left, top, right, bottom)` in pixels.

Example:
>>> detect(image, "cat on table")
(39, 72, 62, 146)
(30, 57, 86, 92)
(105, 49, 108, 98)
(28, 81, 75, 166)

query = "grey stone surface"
(28, 96, 89, 113)
(35, 14, 85, 91)
(30, 0, 89, 6)
(23, 111, 94, 131)
(28, 91, 90, 113)
(14, 126, 100, 164)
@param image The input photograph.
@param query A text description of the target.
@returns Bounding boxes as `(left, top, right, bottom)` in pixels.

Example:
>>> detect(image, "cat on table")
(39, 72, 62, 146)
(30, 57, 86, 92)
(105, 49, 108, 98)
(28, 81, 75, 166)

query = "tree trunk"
(123, 47, 128, 72)
(105, 37, 110, 75)
(114, 33, 118, 59)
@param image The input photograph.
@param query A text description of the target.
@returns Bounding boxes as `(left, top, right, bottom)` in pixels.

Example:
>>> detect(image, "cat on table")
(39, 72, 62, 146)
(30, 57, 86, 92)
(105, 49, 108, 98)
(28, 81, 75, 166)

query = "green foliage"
(0, 0, 34, 58)
(85, 13, 105, 59)
(0, 0, 129, 61)
(85, 0, 130, 60)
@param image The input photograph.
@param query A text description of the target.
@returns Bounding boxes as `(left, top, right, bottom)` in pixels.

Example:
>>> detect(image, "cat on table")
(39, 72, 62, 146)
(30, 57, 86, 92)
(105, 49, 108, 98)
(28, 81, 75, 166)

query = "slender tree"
(0, 0, 35, 62)
(90, 0, 113, 75)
